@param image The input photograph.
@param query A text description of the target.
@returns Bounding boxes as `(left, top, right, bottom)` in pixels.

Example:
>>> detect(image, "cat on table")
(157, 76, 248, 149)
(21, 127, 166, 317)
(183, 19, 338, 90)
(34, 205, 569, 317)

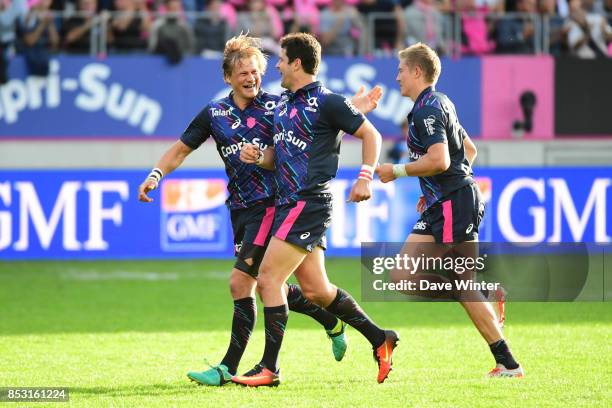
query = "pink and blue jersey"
(180, 91, 279, 210)
(407, 86, 474, 208)
(273, 81, 365, 205)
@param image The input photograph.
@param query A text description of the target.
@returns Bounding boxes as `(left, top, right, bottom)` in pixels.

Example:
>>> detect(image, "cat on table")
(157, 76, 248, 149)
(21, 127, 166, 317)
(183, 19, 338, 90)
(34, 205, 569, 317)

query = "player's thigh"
(228, 267, 257, 299)
(258, 236, 307, 287)
(388, 233, 441, 283)
(293, 247, 335, 301)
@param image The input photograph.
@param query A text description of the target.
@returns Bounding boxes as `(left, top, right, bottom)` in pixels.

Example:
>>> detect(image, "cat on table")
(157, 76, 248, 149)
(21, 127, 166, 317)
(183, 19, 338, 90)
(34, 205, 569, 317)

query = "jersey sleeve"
(321, 93, 366, 135)
(180, 107, 212, 149)
(413, 106, 447, 150)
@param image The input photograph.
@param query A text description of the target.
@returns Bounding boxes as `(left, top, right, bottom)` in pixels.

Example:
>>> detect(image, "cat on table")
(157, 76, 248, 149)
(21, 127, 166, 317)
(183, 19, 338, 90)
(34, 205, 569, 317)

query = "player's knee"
(301, 287, 330, 307)
(256, 271, 280, 293)
(229, 271, 255, 299)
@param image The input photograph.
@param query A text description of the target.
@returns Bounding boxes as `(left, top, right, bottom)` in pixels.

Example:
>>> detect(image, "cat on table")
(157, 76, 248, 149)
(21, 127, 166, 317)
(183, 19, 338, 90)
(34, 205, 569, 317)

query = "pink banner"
(481, 56, 554, 140)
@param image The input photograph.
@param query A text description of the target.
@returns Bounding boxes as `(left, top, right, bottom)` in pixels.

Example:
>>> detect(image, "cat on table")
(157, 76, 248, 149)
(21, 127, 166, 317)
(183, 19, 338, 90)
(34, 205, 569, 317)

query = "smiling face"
(275, 48, 294, 90)
(225, 56, 262, 104)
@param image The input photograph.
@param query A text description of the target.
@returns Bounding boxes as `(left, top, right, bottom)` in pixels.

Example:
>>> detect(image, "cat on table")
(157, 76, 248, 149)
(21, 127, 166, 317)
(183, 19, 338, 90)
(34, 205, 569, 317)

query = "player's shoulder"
(258, 90, 281, 103)
(200, 95, 235, 120)
(256, 90, 281, 113)
(419, 90, 447, 110)
(318, 88, 358, 113)
(413, 91, 449, 118)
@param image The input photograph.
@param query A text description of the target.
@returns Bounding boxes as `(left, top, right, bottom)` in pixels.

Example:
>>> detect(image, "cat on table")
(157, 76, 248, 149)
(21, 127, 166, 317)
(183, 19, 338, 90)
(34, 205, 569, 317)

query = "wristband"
(255, 149, 265, 165)
(392, 163, 408, 178)
(358, 164, 374, 181)
(146, 167, 163, 189)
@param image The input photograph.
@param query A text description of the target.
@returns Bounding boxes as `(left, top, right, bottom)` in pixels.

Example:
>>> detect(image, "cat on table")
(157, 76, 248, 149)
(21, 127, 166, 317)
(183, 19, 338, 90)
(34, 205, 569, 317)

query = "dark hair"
(279, 33, 321, 75)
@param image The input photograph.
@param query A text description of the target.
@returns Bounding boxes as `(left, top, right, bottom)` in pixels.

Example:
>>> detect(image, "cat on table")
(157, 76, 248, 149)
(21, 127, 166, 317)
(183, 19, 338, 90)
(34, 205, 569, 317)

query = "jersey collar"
(282, 81, 322, 99)
(413, 86, 433, 107)
(226, 89, 266, 111)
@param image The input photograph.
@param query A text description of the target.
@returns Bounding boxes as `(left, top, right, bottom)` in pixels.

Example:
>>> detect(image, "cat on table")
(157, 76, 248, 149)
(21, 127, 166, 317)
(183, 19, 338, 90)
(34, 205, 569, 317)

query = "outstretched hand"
(351, 85, 383, 115)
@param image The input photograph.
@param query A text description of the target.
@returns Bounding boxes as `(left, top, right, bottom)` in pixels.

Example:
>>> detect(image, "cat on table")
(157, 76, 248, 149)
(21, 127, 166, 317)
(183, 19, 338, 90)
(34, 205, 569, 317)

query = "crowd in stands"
(1, 0, 611, 81)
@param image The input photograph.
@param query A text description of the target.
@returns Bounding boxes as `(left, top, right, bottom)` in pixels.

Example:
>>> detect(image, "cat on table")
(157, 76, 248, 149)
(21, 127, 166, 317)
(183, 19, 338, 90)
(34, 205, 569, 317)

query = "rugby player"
(233, 33, 398, 387)
(138, 35, 382, 386)
(376, 43, 524, 378)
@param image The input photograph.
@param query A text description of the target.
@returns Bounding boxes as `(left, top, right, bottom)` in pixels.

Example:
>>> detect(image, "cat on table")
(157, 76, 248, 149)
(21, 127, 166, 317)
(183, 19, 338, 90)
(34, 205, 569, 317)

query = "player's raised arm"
(240, 143, 275, 170)
(348, 119, 382, 202)
(138, 140, 193, 202)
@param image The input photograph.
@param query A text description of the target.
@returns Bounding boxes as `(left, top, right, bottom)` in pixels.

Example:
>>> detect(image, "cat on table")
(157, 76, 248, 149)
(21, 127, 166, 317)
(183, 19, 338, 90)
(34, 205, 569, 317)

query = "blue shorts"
(230, 198, 276, 277)
(271, 197, 331, 252)
(411, 183, 485, 243)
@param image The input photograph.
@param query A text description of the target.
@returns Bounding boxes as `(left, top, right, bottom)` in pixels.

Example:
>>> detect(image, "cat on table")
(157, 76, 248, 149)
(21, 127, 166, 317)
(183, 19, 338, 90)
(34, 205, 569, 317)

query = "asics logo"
(414, 220, 428, 231)
(300, 232, 311, 239)
(231, 119, 241, 129)
(466, 224, 474, 234)
(264, 100, 276, 115)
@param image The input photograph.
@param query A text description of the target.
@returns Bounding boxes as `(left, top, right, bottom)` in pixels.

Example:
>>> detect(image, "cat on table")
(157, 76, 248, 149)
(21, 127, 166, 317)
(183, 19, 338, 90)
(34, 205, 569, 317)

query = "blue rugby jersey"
(273, 81, 365, 205)
(406, 86, 474, 208)
(180, 90, 279, 210)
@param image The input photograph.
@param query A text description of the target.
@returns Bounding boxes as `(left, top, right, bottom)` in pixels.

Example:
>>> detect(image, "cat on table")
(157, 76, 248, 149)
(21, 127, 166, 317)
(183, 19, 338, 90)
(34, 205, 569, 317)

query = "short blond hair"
(398, 43, 441, 85)
(222, 34, 268, 79)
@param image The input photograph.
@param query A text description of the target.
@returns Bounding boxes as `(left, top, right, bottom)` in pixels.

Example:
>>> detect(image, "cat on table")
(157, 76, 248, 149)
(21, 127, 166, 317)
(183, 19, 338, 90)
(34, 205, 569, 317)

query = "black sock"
(261, 304, 289, 373)
(286, 284, 338, 331)
(325, 288, 385, 348)
(220, 297, 256, 374)
(489, 339, 519, 369)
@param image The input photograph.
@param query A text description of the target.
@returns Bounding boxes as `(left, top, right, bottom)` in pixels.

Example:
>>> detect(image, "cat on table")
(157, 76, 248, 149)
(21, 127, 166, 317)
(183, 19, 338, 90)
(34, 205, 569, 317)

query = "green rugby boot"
(187, 361, 232, 386)
(326, 320, 348, 361)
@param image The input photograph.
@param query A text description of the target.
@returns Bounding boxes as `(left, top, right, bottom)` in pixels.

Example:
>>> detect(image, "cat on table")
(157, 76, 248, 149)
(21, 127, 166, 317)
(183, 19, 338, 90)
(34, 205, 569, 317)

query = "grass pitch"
(1, 259, 610, 407)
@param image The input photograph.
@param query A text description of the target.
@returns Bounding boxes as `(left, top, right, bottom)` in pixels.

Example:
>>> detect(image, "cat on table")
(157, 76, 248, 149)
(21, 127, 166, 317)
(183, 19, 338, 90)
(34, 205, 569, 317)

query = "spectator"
(193, 0, 234, 56)
(235, 0, 282, 53)
(108, 0, 151, 51)
(20, 0, 59, 76)
(149, 0, 193, 63)
(566, 0, 612, 58)
(288, 0, 320, 34)
(62, 0, 97, 53)
(0, 0, 27, 83)
(494, 0, 536, 53)
(539, 0, 568, 56)
(319, 0, 362, 55)
(470, 0, 504, 11)
(401, 0, 448, 54)
(457, 0, 496, 55)
(357, 0, 405, 54)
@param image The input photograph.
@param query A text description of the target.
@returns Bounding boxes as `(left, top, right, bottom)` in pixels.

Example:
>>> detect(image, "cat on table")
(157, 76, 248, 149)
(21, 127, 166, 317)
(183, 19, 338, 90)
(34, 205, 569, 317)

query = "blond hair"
(398, 43, 441, 85)
(222, 34, 268, 79)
